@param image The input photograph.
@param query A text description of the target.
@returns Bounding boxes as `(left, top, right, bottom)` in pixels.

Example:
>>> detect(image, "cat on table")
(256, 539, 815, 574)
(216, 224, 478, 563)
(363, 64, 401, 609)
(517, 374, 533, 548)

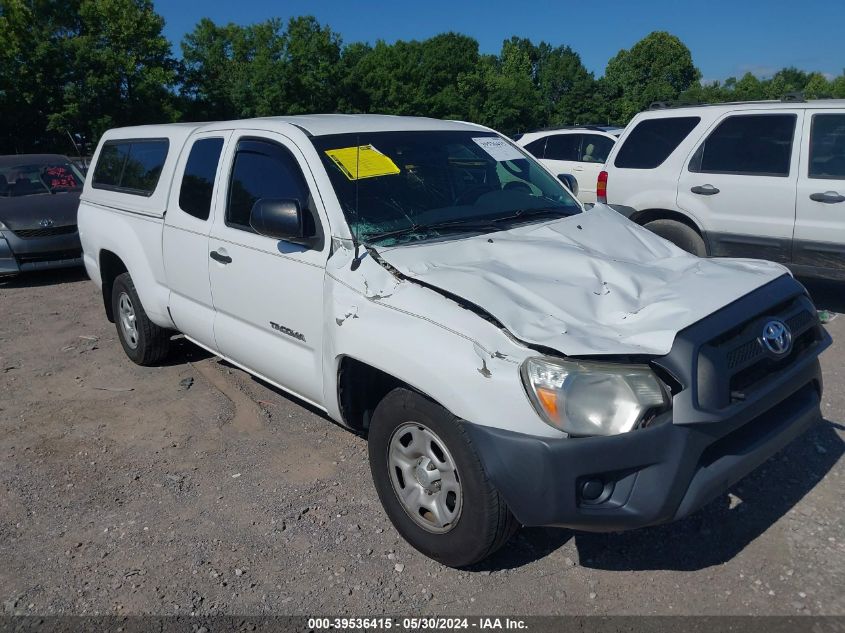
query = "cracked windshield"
(312, 130, 582, 246)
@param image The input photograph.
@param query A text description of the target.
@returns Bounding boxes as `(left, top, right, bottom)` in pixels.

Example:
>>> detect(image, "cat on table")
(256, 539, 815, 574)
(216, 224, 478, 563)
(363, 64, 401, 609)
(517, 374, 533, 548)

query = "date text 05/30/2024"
(307, 617, 528, 630)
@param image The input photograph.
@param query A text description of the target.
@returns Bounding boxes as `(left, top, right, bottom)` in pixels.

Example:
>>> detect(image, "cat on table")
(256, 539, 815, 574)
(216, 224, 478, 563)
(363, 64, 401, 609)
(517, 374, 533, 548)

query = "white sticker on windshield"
(472, 136, 525, 162)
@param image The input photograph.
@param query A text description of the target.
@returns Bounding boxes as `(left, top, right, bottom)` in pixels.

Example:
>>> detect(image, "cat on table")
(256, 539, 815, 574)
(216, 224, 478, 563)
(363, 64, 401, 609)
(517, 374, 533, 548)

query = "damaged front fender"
(321, 242, 555, 437)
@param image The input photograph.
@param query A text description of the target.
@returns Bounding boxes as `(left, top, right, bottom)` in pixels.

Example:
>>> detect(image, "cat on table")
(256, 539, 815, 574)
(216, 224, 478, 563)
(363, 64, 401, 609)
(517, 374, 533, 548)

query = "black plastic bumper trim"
(464, 375, 822, 531)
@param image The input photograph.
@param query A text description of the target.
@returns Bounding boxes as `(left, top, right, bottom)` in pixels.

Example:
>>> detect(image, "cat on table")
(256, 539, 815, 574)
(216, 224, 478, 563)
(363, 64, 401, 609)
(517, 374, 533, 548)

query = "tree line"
(2, 0, 844, 155)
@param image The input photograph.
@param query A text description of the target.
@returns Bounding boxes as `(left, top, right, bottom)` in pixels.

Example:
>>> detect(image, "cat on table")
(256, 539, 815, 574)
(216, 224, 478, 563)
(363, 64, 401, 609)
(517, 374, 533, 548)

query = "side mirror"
(557, 174, 579, 197)
(249, 198, 314, 243)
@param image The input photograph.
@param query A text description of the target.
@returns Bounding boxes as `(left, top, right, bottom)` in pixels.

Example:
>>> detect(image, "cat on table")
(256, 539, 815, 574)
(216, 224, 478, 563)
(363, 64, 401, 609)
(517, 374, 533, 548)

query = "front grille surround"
(695, 294, 823, 410)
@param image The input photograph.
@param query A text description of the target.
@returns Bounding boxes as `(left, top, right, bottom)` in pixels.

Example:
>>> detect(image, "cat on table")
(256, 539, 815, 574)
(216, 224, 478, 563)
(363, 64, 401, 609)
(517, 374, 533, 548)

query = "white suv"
(516, 126, 622, 203)
(601, 99, 845, 280)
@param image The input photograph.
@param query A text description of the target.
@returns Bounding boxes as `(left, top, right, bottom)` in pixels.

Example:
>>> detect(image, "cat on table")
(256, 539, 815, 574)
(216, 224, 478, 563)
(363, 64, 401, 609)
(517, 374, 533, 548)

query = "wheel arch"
(336, 355, 439, 434)
(99, 249, 128, 322)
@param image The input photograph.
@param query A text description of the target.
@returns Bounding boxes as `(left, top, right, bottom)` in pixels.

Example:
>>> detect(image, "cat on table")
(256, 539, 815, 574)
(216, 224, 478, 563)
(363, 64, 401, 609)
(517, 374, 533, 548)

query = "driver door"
(208, 132, 329, 406)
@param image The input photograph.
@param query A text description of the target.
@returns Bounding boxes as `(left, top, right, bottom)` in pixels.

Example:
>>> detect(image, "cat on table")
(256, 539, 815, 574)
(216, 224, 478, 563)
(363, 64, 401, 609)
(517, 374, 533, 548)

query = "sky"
(156, 0, 844, 82)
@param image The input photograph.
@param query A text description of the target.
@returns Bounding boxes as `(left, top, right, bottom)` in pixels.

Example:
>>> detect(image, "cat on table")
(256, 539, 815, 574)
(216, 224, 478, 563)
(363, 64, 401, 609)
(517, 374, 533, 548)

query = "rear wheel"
(111, 272, 170, 366)
(368, 388, 518, 567)
(643, 219, 707, 256)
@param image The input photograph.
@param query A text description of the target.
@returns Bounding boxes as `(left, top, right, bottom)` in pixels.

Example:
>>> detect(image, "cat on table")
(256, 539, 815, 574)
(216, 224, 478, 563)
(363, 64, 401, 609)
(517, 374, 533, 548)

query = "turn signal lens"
(536, 387, 559, 419)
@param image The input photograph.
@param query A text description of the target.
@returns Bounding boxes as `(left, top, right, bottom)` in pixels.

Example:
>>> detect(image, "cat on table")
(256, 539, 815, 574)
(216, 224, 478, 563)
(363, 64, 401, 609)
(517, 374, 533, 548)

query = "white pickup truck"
(78, 115, 830, 567)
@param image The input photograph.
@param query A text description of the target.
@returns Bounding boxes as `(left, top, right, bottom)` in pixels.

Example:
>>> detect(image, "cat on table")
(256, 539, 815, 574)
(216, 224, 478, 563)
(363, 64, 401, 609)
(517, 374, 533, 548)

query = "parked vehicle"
(601, 99, 845, 280)
(0, 154, 85, 277)
(78, 115, 829, 567)
(516, 126, 622, 203)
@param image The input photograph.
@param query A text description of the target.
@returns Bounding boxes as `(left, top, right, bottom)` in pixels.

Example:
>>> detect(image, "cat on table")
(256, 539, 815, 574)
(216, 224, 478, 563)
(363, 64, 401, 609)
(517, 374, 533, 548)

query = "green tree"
(832, 73, 845, 99)
(534, 43, 600, 125)
(460, 38, 542, 134)
(182, 19, 288, 119)
(0, 0, 178, 153)
(0, 0, 79, 152)
(603, 31, 700, 123)
(803, 72, 834, 99)
(335, 41, 374, 113)
(678, 80, 730, 105)
(345, 33, 480, 119)
(282, 16, 343, 114)
(764, 66, 810, 98)
(4, 7, 845, 152)
(49, 0, 179, 145)
(181, 16, 342, 119)
(728, 72, 767, 100)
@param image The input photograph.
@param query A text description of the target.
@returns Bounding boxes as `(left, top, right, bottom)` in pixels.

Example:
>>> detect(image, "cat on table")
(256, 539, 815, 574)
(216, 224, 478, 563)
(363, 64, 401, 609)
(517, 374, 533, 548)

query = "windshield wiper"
(364, 208, 575, 244)
(366, 218, 500, 244)
(491, 206, 577, 225)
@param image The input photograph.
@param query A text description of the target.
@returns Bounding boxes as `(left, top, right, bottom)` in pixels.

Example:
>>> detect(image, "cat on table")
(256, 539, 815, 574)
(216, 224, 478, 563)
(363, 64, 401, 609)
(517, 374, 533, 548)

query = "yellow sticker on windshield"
(324, 145, 401, 180)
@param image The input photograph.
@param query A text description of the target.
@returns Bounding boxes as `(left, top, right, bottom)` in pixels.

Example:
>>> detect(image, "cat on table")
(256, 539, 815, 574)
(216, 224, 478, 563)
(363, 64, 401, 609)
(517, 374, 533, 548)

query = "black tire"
(643, 219, 707, 257)
(111, 272, 170, 366)
(368, 387, 519, 567)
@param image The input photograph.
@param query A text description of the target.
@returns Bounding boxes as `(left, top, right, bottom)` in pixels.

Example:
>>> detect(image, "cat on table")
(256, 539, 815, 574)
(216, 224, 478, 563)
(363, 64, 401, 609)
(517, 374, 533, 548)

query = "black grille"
(728, 327, 818, 397)
(723, 306, 817, 370)
(11, 225, 77, 239)
(17, 249, 81, 264)
(726, 339, 760, 368)
(696, 294, 824, 409)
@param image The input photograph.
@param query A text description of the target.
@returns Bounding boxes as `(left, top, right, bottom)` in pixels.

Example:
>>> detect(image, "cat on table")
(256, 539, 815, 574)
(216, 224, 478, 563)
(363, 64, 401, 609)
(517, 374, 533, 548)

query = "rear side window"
(579, 134, 614, 163)
(809, 114, 845, 179)
(614, 117, 700, 169)
(92, 139, 169, 196)
(544, 134, 580, 161)
(689, 114, 796, 177)
(92, 143, 130, 188)
(226, 138, 310, 231)
(523, 138, 547, 158)
(178, 138, 225, 220)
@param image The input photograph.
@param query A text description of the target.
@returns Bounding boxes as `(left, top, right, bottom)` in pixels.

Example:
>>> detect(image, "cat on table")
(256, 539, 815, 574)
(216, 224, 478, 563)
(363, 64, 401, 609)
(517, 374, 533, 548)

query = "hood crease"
(376, 205, 788, 357)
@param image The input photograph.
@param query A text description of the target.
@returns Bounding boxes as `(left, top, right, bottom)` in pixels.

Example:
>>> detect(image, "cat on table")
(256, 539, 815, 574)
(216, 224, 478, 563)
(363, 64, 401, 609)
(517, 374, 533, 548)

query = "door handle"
(809, 191, 845, 203)
(209, 250, 232, 264)
(572, 165, 585, 171)
(691, 184, 720, 195)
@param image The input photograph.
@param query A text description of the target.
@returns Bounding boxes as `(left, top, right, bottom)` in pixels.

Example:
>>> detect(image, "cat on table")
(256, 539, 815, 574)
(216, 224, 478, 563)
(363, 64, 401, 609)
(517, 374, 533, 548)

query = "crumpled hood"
(377, 204, 788, 357)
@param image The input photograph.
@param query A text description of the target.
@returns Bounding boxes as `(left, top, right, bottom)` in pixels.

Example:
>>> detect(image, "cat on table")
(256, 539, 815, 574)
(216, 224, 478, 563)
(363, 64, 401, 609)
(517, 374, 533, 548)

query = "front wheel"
(368, 388, 518, 567)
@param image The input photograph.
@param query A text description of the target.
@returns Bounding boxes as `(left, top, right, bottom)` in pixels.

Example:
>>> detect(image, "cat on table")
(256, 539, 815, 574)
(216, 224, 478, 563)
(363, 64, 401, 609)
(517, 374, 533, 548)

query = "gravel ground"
(0, 269, 842, 616)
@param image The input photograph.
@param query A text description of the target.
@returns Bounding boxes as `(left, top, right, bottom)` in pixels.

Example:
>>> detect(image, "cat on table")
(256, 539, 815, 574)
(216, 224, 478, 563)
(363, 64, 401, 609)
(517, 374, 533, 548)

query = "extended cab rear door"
(794, 109, 845, 274)
(676, 110, 801, 264)
(207, 131, 329, 407)
(163, 130, 232, 349)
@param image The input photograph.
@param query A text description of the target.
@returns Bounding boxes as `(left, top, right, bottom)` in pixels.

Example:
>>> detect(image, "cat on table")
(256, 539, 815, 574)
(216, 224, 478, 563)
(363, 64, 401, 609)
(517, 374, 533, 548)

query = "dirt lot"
(0, 269, 843, 616)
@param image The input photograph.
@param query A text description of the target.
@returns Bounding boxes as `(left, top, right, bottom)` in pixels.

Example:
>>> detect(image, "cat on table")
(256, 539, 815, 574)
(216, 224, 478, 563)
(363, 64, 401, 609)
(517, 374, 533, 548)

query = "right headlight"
(521, 356, 669, 436)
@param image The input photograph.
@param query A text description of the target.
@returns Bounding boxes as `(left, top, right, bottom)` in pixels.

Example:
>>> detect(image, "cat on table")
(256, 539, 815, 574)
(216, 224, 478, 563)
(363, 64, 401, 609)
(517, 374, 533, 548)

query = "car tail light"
(597, 170, 608, 204)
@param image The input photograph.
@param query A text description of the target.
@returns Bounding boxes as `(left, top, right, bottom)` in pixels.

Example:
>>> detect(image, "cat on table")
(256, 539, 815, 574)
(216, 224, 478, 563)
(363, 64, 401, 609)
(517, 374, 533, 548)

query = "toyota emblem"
(761, 319, 792, 356)
(39, 218, 54, 228)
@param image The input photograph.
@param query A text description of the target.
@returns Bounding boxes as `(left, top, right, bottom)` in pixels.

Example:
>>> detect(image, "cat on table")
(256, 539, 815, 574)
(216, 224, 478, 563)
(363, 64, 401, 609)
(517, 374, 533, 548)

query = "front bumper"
(464, 276, 831, 531)
(0, 228, 83, 276)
